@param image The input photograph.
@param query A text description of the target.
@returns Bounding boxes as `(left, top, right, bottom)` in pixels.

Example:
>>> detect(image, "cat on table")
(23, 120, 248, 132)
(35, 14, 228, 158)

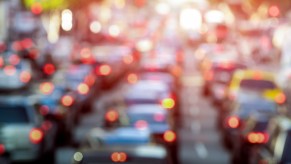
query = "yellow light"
(161, 98, 175, 109)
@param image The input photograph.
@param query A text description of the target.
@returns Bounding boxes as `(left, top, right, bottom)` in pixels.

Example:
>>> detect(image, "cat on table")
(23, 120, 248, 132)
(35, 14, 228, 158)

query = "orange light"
(135, 120, 148, 130)
(119, 152, 127, 162)
(123, 55, 133, 64)
(253, 72, 262, 80)
(99, 64, 112, 76)
(29, 128, 44, 144)
(0, 57, 3, 67)
(43, 63, 55, 75)
(111, 152, 120, 162)
(127, 73, 138, 84)
(163, 130, 176, 142)
(0, 144, 5, 155)
(80, 48, 93, 63)
(39, 82, 54, 95)
(269, 5, 280, 17)
(161, 98, 175, 109)
(31, 3, 43, 15)
(4, 65, 16, 76)
(9, 54, 20, 65)
(205, 71, 213, 81)
(105, 110, 119, 122)
(275, 93, 286, 104)
(227, 116, 239, 128)
(20, 71, 31, 83)
(61, 95, 74, 107)
(77, 83, 89, 95)
(247, 132, 269, 144)
(85, 75, 96, 86)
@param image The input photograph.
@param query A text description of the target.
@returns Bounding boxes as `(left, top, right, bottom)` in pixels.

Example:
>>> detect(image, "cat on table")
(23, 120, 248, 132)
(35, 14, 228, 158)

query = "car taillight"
(20, 71, 31, 83)
(247, 132, 269, 144)
(123, 55, 133, 64)
(39, 82, 54, 95)
(21, 38, 33, 49)
(111, 152, 127, 162)
(43, 63, 55, 75)
(226, 116, 240, 129)
(39, 105, 50, 116)
(127, 73, 138, 84)
(0, 144, 5, 155)
(29, 128, 44, 144)
(105, 110, 119, 122)
(9, 54, 20, 65)
(275, 93, 286, 104)
(85, 74, 96, 86)
(163, 130, 176, 143)
(97, 64, 111, 76)
(135, 120, 148, 130)
(205, 71, 213, 81)
(77, 83, 89, 95)
(61, 95, 74, 107)
(4, 65, 16, 76)
(154, 113, 165, 122)
(161, 98, 175, 109)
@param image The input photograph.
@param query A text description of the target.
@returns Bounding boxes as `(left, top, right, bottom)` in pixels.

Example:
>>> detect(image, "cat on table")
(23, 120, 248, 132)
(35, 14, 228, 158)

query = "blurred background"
(0, 0, 291, 164)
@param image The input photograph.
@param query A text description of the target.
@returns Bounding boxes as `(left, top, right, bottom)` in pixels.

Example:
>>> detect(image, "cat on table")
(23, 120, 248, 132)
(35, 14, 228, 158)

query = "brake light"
(21, 38, 33, 49)
(163, 130, 176, 142)
(105, 110, 119, 122)
(205, 71, 213, 81)
(111, 152, 127, 162)
(253, 72, 262, 80)
(85, 74, 96, 86)
(0, 144, 5, 155)
(41, 120, 53, 131)
(154, 113, 165, 122)
(39, 105, 49, 116)
(161, 98, 175, 109)
(4, 65, 16, 76)
(80, 48, 93, 63)
(127, 73, 138, 84)
(61, 95, 74, 107)
(275, 93, 286, 104)
(39, 82, 54, 95)
(43, 63, 55, 75)
(29, 128, 44, 144)
(77, 83, 89, 95)
(123, 55, 133, 64)
(135, 120, 148, 130)
(227, 116, 240, 128)
(12, 41, 22, 51)
(247, 132, 269, 144)
(98, 64, 111, 76)
(9, 54, 20, 65)
(20, 71, 31, 83)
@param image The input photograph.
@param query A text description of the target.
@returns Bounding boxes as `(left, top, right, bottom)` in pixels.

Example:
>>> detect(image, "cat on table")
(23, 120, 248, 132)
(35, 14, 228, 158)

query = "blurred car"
(0, 54, 32, 91)
(231, 113, 274, 164)
(72, 145, 170, 164)
(254, 116, 291, 164)
(0, 96, 57, 162)
(225, 69, 286, 105)
(222, 98, 277, 150)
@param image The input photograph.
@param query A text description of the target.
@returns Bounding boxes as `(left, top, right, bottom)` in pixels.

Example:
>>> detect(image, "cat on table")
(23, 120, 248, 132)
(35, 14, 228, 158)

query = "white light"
(108, 25, 120, 37)
(90, 21, 102, 33)
(205, 10, 225, 24)
(136, 39, 153, 52)
(73, 152, 83, 162)
(61, 9, 73, 31)
(156, 3, 170, 15)
(180, 8, 202, 31)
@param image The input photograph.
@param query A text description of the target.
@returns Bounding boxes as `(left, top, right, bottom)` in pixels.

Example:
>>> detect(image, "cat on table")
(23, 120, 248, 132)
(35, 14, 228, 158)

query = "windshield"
(240, 79, 276, 90)
(0, 106, 29, 123)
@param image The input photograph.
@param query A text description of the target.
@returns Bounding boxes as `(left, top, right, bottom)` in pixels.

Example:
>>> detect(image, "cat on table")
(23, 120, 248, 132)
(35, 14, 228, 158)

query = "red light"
(275, 93, 286, 104)
(4, 65, 16, 76)
(227, 116, 239, 128)
(39, 105, 49, 116)
(247, 132, 269, 144)
(123, 55, 133, 64)
(77, 83, 89, 95)
(269, 5, 280, 17)
(163, 130, 176, 142)
(9, 54, 20, 65)
(20, 71, 31, 83)
(43, 63, 55, 75)
(85, 74, 96, 86)
(21, 38, 34, 49)
(127, 73, 138, 84)
(154, 113, 165, 122)
(161, 98, 175, 109)
(29, 128, 44, 144)
(39, 82, 54, 95)
(12, 41, 22, 51)
(205, 71, 213, 81)
(105, 110, 119, 122)
(135, 120, 148, 130)
(98, 64, 112, 76)
(80, 48, 93, 63)
(61, 95, 74, 107)
(111, 152, 127, 162)
(219, 62, 233, 69)
(41, 120, 53, 131)
(253, 72, 263, 80)
(0, 144, 5, 155)
(0, 57, 3, 67)
(31, 3, 43, 15)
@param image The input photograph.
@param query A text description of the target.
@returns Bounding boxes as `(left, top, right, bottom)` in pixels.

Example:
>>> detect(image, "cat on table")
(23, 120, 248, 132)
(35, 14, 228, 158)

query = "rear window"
(240, 79, 276, 90)
(0, 106, 29, 123)
(253, 121, 269, 131)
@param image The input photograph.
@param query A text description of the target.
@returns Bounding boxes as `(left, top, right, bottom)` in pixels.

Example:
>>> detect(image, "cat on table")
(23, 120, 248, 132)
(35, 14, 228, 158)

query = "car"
(0, 95, 57, 162)
(253, 116, 291, 164)
(221, 98, 278, 150)
(72, 145, 171, 164)
(225, 69, 286, 105)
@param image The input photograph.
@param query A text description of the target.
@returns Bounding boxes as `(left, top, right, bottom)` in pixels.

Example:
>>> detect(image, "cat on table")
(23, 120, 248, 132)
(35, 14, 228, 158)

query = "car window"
(253, 121, 269, 132)
(239, 102, 276, 115)
(0, 106, 29, 123)
(240, 79, 276, 90)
